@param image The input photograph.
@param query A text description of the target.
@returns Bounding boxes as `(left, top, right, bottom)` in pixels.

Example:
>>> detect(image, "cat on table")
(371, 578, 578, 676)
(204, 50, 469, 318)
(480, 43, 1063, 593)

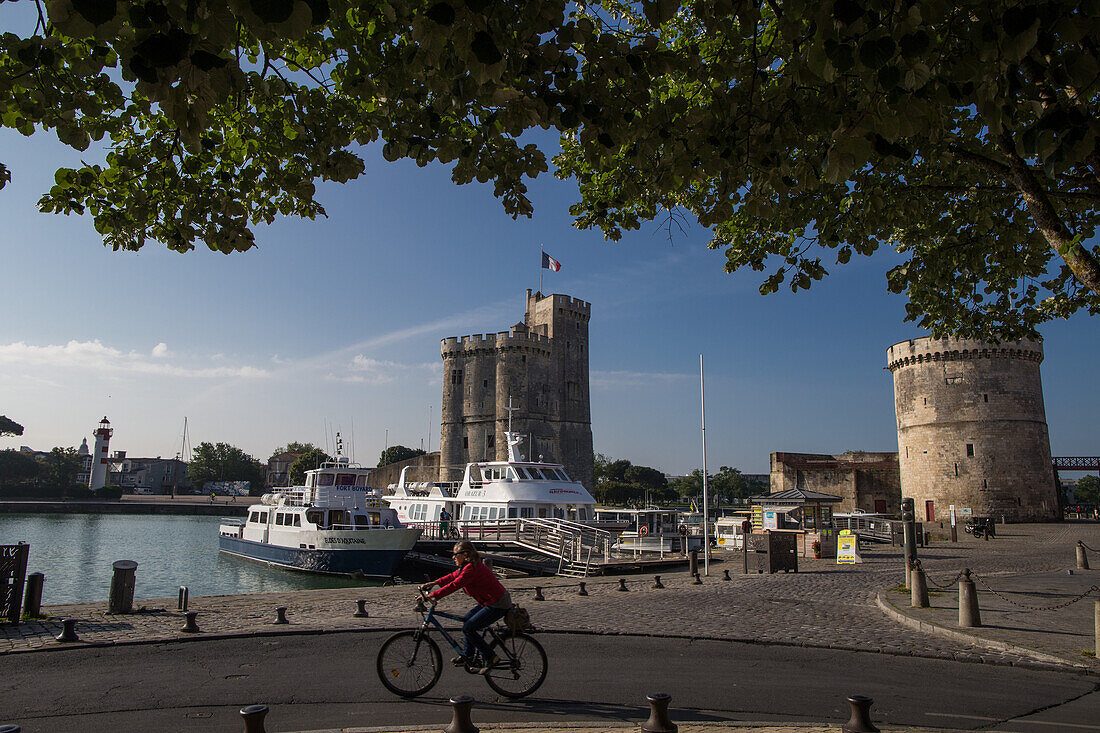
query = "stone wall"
(439, 290, 594, 490)
(372, 452, 441, 493)
(886, 336, 1058, 522)
(770, 451, 901, 513)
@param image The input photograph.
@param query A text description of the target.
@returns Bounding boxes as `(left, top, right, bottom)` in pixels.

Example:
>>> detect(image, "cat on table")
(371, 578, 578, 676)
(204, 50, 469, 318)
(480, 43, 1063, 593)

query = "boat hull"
(218, 534, 414, 578)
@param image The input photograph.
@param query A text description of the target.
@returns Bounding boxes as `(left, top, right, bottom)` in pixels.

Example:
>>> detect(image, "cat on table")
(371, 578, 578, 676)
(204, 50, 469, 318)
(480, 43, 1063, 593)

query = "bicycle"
(376, 590, 547, 699)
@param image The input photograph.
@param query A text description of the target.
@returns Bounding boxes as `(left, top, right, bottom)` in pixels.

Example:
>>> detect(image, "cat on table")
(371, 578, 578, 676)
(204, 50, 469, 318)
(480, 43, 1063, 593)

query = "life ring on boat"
(639, 526, 649, 536)
(678, 524, 688, 535)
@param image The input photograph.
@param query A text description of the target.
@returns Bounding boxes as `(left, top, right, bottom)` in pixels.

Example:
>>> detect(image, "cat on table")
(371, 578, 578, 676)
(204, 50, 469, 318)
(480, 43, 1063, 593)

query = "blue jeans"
(462, 604, 507, 660)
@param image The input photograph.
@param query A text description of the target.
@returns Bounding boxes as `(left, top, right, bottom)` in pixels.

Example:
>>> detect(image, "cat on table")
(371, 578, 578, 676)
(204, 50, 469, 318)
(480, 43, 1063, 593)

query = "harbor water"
(0, 513, 395, 604)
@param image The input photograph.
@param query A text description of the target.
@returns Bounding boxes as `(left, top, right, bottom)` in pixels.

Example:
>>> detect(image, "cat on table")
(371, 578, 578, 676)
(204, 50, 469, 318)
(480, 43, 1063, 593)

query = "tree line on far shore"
(593, 454, 768, 507)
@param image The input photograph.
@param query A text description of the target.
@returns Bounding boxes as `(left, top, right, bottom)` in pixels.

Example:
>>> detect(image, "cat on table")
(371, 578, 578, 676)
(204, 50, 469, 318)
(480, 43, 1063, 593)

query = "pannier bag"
(504, 604, 532, 633)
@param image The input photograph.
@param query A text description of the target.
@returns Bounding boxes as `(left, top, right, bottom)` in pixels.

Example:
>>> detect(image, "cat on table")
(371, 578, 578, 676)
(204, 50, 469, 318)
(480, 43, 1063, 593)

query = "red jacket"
(430, 561, 506, 607)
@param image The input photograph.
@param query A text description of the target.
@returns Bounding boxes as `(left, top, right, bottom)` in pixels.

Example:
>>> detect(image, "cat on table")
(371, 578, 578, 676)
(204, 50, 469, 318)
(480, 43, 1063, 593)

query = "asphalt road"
(2, 632, 1097, 733)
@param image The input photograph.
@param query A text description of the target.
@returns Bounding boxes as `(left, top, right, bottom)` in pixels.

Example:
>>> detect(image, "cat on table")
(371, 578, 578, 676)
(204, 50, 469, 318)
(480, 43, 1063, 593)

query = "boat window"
(258, 511, 268, 524)
(318, 473, 335, 487)
(516, 466, 531, 479)
(558, 469, 572, 481)
(577, 507, 588, 520)
(520, 507, 533, 518)
(292, 514, 301, 527)
(306, 509, 323, 526)
(356, 475, 370, 486)
(460, 506, 471, 520)
(249, 511, 260, 523)
(489, 507, 499, 520)
(554, 507, 565, 519)
(329, 509, 349, 527)
(538, 507, 548, 518)
(528, 468, 543, 480)
(337, 473, 355, 486)
(370, 511, 382, 525)
(508, 508, 518, 518)
(275, 513, 284, 526)
(354, 514, 369, 527)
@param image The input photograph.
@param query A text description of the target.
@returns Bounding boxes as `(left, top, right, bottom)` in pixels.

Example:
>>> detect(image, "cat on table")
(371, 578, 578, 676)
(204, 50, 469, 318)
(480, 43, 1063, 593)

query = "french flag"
(542, 252, 562, 272)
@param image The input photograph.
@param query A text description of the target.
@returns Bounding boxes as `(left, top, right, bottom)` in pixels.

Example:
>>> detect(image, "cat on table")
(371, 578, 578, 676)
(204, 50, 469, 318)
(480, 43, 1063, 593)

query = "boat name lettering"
(467, 490, 485, 497)
(323, 537, 368, 544)
(549, 489, 579, 494)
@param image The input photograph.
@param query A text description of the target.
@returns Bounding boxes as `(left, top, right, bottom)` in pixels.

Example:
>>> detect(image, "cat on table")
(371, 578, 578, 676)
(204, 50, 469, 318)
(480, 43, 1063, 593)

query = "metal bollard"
(55, 618, 79, 643)
(240, 704, 268, 733)
(958, 569, 981, 627)
(1077, 541, 1090, 570)
(533, 586, 545, 601)
(910, 561, 929, 608)
(652, 575, 664, 589)
(618, 578, 629, 592)
(108, 560, 138, 614)
(688, 550, 698, 577)
(354, 599, 369, 618)
(274, 607, 288, 624)
(722, 569, 731, 581)
(578, 582, 588, 596)
(181, 610, 200, 633)
(23, 572, 44, 618)
(178, 586, 189, 612)
(691, 572, 702, 585)
(841, 694, 880, 733)
(443, 695, 479, 733)
(641, 692, 677, 733)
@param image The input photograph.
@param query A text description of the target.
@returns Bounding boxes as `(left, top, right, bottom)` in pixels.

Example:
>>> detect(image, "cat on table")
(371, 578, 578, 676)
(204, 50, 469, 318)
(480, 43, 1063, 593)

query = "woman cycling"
(419, 540, 511, 674)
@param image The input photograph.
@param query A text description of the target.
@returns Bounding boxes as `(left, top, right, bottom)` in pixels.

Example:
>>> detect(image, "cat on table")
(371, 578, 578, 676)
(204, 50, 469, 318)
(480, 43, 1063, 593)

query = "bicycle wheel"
(376, 630, 442, 697)
(484, 631, 547, 698)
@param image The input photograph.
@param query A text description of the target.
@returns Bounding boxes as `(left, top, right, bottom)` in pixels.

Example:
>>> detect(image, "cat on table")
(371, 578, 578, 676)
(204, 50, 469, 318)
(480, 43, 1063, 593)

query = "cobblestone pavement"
(4, 523, 1099, 674)
(332, 725, 943, 733)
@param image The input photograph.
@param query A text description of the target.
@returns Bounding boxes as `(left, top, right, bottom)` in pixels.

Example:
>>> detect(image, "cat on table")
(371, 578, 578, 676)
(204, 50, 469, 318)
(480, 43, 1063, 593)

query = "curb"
(875, 591, 1093, 674)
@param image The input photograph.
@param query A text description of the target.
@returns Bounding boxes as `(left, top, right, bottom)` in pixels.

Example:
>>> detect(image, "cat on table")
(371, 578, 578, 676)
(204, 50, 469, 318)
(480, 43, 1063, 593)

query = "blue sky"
(1, 120, 1096, 476)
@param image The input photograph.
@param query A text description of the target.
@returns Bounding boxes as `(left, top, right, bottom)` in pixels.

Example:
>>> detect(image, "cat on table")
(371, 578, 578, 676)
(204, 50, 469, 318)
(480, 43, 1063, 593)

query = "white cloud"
(590, 369, 693, 389)
(0, 340, 268, 379)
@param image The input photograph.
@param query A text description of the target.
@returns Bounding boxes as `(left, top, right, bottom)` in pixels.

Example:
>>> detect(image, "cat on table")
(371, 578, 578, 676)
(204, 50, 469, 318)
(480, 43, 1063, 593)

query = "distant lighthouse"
(89, 416, 113, 491)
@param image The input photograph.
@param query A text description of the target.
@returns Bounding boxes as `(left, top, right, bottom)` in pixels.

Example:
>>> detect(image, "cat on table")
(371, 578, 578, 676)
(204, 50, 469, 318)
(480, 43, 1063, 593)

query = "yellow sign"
(751, 505, 763, 531)
(837, 529, 858, 565)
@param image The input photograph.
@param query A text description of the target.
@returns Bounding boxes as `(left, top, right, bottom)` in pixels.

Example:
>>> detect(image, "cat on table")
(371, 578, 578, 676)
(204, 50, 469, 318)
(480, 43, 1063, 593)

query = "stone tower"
(886, 336, 1058, 522)
(440, 290, 594, 490)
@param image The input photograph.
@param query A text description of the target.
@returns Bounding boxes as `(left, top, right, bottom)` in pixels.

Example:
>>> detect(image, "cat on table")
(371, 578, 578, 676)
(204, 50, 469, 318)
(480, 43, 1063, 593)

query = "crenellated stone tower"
(886, 336, 1059, 522)
(440, 290, 594, 490)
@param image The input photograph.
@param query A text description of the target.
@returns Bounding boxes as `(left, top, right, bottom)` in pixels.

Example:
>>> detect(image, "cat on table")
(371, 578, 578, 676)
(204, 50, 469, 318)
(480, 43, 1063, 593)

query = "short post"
(618, 578, 629, 592)
(23, 572, 44, 618)
(578, 582, 588, 596)
(641, 692, 677, 733)
(722, 569, 731, 581)
(691, 572, 702, 585)
(55, 618, 79, 643)
(274, 607, 288, 624)
(107, 560, 138, 614)
(181, 610, 200, 633)
(841, 694, 880, 733)
(743, 538, 749, 574)
(1077, 541, 1090, 570)
(910, 561, 929, 608)
(901, 498, 916, 589)
(688, 549, 698, 577)
(1094, 600, 1099, 660)
(178, 586, 189, 612)
(533, 586, 545, 601)
(958, 569, 981, 628)
(354, 599, 369, 618)
(240, 704, 268, 733)
(443, 695, 479, 733)
(652, 575, 664, 589)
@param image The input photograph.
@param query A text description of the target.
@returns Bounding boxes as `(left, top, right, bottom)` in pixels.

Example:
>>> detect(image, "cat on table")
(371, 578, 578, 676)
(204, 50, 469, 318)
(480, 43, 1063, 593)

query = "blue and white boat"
(218, 456, 421, 578)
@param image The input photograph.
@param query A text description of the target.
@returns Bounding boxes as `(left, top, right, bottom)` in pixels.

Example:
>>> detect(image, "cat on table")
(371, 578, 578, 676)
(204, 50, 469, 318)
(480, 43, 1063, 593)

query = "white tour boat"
(594, 507, 706, 554)
(218, 454, 421, 578)
(387, 432, 599, 528)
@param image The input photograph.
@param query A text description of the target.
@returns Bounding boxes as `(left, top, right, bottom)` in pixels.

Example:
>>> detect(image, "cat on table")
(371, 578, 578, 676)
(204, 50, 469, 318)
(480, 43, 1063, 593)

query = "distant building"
(266, 451, 302, 488)
(770, 451, 901, 515)
(107, 452, 190, 493)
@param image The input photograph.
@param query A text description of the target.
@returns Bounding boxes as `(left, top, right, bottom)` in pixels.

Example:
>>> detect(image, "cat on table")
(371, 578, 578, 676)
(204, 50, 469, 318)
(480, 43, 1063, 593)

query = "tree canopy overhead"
(2, 0, 1099, 338)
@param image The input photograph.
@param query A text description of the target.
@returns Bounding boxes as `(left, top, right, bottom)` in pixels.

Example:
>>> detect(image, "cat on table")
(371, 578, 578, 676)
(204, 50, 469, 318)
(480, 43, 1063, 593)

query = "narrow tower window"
(954, 463, 958, 477)
(983, 394, 988, 403)
(966, 443, 974, 457)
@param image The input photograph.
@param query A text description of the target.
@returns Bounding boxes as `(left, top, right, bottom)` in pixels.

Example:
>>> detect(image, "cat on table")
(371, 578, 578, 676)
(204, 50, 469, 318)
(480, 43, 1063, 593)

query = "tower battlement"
(887, 337, 1043, 372)
(441, 328, 552, 357)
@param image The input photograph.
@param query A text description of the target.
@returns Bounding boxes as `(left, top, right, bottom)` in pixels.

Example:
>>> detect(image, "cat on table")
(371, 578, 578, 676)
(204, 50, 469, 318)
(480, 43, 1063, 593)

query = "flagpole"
(700, 353, 710, 575)
(539, 243, 544, 296)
